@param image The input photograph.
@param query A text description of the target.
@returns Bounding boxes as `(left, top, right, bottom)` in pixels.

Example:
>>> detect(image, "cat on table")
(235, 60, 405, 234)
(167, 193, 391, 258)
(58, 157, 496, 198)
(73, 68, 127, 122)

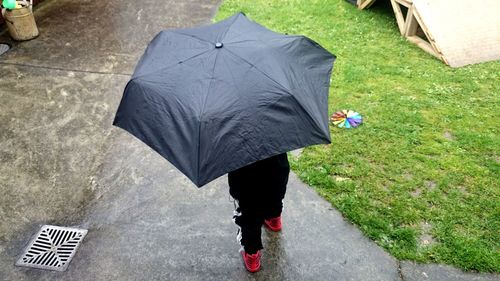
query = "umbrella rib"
(221, 54, 244, 94)
(220, 13, 244, 42)
(223, 48, 291, 94)
(196, 49, 222, 181)
(170, 30, 214, 44)
(132, 48, 214, 80)
(223, 48, 328, 141)
(225, 35, 298, 45)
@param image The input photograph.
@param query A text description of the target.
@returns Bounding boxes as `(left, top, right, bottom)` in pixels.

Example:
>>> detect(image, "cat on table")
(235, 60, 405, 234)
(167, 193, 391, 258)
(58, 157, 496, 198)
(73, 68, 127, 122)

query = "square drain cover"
(16, 225, 87, 271)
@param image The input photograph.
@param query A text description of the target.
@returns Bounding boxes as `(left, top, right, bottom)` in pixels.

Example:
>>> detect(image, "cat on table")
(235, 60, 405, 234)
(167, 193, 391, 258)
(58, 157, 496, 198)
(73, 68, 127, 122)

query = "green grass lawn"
(216, 0, 500, 273)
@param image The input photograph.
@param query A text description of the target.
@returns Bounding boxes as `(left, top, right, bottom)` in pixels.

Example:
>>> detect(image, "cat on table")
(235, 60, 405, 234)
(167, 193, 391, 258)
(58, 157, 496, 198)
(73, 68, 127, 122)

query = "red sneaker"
(264, 216, 282, 232)
(240, 249, 261, 273)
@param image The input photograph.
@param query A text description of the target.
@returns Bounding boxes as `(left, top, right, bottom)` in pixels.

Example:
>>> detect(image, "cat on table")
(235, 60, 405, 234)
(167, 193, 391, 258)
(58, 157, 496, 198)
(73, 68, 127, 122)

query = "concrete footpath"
(0, 0, 498, 280)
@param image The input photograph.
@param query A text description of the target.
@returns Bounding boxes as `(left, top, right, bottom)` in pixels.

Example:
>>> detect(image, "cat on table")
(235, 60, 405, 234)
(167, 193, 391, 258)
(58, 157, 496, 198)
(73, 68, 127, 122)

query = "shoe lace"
(268, 217, 280, 226)
(246, 252, 260, 267)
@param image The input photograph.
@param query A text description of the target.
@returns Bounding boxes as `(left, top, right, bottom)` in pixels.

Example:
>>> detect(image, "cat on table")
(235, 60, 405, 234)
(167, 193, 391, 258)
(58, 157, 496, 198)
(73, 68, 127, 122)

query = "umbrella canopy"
(113, 12, 336, 187)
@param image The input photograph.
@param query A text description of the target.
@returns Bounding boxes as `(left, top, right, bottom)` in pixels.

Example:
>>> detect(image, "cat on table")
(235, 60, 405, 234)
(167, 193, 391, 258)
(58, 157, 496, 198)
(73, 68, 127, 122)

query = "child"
(228, 153, 290, 272)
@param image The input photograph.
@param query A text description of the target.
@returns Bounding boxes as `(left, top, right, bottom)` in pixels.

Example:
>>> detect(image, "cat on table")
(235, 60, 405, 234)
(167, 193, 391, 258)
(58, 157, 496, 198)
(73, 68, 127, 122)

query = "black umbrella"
(113, 12, 336, 187)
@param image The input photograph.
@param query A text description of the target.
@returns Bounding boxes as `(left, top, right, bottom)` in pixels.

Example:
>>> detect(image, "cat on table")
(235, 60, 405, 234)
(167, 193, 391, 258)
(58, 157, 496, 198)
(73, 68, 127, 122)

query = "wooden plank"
(412, 9, 434, 42)
(392, 0, 446, 63)
(390, 0, 406, 35)
(404, 5, 419, 36)
(402, 2, 448, 64)
(412, 7, 445, 58)
(413, 0, 500, 67)
(358, 0, 376, 10)
(407, 36, 439, 58)
(393, 0, 412, 8)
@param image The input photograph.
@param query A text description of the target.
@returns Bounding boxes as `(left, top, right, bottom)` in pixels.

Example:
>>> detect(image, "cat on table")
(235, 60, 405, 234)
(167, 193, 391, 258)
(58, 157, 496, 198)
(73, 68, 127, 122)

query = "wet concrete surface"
(1, 0, 498, 280)
(400, 261, 499, 281)
(2, 124, 401, 280)
(0, 0, 221, 74)
(0, 64, 127, 254)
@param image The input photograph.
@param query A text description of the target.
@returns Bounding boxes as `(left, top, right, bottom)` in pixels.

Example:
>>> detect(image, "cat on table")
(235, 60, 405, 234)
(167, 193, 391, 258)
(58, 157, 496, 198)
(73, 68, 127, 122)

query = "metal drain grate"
(0, 43, 10, 56)
(16, 225, 88, 271)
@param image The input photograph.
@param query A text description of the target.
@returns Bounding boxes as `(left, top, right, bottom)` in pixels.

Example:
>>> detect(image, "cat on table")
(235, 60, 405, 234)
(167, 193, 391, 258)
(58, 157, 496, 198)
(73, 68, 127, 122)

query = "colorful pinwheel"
(331, 110, 362, 128)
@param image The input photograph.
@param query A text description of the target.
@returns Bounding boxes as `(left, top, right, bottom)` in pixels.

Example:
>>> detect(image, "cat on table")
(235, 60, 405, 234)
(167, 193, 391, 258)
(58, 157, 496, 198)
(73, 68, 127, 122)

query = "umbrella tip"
(215, 42, 224, 48)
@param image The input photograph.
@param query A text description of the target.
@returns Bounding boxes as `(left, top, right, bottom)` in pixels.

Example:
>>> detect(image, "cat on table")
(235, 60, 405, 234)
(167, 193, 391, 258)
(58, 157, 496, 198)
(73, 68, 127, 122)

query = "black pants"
(228, 153, 290, 254)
